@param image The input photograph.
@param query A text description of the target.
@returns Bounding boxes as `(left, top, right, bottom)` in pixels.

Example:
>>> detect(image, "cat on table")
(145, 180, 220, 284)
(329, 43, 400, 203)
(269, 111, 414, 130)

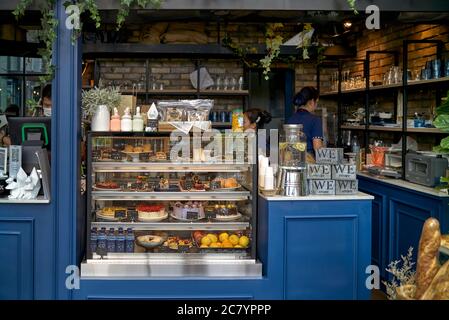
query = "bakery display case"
(83, 131, 261, 277)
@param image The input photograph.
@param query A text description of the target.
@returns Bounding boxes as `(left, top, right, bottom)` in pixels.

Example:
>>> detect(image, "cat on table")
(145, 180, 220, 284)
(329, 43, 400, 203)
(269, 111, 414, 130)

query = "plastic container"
(90, 227, 98, 253)
(231, 108, 244, 132)
(97, 227, 107, 252)
(116, 227, 125, 253)
(91, 105, 110, 131)
(107, 228, 116, 253)
(125, 228, 135, 253)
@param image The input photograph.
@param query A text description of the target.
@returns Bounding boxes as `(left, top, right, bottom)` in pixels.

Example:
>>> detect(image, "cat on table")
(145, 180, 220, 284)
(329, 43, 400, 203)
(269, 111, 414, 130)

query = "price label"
(111, 150, 123, 161)
(127, 210, 138, 222)
(114, 209, 126, 219)
(92, 149, 101, 160)
(186, 211, 198, 220)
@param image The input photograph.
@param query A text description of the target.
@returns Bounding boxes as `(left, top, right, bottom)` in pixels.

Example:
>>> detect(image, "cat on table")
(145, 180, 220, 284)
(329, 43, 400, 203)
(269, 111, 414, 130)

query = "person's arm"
(311, 117, 324, 151)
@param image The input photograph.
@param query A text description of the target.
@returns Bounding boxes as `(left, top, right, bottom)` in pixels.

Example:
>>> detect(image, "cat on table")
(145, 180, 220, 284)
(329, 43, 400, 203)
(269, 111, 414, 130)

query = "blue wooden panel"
(0, 218, 34, 299)
(390, 198, 434, 263)
(284, 215, 358, 300)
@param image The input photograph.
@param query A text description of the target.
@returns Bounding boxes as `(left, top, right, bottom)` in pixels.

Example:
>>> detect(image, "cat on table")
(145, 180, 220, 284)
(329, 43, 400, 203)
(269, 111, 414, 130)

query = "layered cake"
(172, 201, 205, 220)
(137, 204, 166, 220)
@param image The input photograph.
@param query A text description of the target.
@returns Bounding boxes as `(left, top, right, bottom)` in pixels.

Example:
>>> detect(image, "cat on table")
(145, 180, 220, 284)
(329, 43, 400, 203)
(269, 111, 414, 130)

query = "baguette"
(420, 260, 449, 300)
(415, 218, 441, 299)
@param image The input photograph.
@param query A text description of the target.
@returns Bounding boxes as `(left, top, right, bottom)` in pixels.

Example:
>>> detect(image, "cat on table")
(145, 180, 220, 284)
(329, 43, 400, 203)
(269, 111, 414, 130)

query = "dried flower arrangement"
(382, 247, 416, 300)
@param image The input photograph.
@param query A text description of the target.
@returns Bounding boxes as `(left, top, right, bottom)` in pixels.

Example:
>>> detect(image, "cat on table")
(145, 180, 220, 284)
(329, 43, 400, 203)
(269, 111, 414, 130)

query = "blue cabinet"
(359, 175, 449, 282)
(258, 197, 372, 300)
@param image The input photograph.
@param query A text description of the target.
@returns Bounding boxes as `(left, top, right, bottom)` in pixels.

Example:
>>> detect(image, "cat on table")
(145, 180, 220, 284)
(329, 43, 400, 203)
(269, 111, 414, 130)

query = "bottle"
(121, 107, 132, 132)
(90, 227, 98, 254)
(116, 227, 125, 253)
(145, 102, 159, 132)
(110, 107, 121, 132)
(132, 106, 144, 132)
(125, 228, 135, 253)
(107, 228, 116, 253)
(231, 108, 244, 132)
(352, 135, 361, 172)
(97, 227, 107, 253)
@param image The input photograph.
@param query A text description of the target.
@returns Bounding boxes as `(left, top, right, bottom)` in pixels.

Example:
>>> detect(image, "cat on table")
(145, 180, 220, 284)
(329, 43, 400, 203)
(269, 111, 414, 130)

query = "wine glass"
(230, 77, 237, 90)
(216, 76, 222, 91)
(224, 77, 230, 90)
(238, 76, 244, 91)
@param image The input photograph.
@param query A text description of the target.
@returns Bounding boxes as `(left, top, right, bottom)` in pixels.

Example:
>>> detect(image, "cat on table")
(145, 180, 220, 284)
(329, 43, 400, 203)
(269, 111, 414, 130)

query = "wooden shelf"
(117, 89, 249, 97)
(321, 77, 449, 97)
(212, 122, 232, 128)
(340, 125, 445, 134)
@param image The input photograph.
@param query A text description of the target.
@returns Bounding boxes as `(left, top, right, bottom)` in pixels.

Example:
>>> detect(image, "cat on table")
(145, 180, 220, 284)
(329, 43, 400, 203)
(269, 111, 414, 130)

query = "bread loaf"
(420, 260, 449, 300)
(415, 218, 441, 299)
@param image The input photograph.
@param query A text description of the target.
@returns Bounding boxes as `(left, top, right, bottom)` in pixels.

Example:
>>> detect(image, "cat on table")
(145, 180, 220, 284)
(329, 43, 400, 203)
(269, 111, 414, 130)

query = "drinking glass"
(230, 77, 237, 90)
(224, 77, 230, 90)
(216, 76, 222, 91)
(238, 76, 244, 90)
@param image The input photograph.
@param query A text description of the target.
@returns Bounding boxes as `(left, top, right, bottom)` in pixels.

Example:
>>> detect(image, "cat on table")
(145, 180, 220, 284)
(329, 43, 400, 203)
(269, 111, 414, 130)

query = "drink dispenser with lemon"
(277, 124, 309, 196)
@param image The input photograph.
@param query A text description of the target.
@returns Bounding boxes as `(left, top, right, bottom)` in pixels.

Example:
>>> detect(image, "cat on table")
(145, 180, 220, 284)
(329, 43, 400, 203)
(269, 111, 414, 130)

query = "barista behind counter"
(287, 87, 324, 160)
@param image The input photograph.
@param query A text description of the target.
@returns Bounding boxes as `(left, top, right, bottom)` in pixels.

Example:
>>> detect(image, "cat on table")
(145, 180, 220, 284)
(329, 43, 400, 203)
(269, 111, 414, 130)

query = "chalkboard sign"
(186, 211, 198, 220)
(114, 209, 126, 219)
(127, 209, 138, 222)
(140, 153, 150, 162)
(92, 149, 101, 161)
(111, 150, 123, 161)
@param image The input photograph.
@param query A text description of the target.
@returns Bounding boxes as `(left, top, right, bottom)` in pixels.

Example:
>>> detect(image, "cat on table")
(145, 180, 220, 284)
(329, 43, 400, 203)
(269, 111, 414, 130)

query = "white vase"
(91, 105, 110, 132)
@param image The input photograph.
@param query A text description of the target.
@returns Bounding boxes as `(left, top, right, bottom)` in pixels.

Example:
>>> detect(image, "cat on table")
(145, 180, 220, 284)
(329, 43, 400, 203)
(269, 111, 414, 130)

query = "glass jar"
(279, 124, 307, 168)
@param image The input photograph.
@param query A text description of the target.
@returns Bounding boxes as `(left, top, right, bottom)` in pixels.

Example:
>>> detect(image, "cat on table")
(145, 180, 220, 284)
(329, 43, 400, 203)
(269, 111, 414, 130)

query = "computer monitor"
(9, 117, 51, 150)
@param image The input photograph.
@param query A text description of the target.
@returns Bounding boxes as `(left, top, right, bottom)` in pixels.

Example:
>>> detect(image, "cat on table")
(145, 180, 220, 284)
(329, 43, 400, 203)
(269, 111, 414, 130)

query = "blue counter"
(73, 193, 373, 300)
(358, 173, 449, 282)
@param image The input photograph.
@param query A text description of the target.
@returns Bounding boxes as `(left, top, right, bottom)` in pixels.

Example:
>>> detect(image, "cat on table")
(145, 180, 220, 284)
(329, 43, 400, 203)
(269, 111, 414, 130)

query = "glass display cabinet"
(83, 131, 261, 277)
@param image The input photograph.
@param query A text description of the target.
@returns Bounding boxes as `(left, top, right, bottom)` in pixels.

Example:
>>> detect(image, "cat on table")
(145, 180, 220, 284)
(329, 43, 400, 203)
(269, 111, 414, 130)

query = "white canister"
(91, 105, 110, 131)
(121, 107, 133, 132)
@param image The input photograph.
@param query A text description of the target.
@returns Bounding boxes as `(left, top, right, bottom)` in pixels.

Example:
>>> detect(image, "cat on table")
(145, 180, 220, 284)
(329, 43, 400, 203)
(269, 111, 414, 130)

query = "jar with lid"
(279, 124, 307, 168)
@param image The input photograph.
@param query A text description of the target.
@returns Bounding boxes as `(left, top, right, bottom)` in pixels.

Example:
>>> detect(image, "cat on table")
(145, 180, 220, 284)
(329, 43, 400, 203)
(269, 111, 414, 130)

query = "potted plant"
(82, 87, 121, 131)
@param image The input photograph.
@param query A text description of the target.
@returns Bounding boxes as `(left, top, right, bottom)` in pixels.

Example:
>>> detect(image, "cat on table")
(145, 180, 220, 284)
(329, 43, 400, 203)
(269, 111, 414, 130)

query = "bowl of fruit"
(192, 231, 250, 252)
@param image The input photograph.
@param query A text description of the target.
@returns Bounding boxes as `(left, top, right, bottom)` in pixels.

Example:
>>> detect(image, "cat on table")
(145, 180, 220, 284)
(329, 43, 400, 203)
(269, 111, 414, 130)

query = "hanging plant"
(12, 0, 164, 85)
(347, 0, 358, 14)
(14, 0, 58, 84)
(260, 23, 284, 80)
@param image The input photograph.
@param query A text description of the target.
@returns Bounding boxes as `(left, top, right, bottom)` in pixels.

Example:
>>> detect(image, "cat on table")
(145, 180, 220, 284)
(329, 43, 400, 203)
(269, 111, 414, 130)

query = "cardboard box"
(335, 180, 358, 195)
(308, 179, 335, 195)
(315, 148, 344, 164)
(332, 164, 357, 180)
(307, 164, 331, 180)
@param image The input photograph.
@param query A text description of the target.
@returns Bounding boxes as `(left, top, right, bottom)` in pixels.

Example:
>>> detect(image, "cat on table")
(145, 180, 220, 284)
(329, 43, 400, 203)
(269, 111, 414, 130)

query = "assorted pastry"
(94, 181, 120, 189)
(97, 206, 127, 218)
(179, 174, 208, 191)
(161, 236, 193, 251)
(210, 177, 240, 190)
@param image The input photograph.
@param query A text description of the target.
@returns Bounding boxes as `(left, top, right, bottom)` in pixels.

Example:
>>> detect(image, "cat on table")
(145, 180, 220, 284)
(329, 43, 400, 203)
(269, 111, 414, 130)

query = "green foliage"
(433, 91, 449, 154)
(260, 23, 284, 80)
(347, 0, 358, 14)
(116, 0, 163, 31)
(13, 0, 164, 84)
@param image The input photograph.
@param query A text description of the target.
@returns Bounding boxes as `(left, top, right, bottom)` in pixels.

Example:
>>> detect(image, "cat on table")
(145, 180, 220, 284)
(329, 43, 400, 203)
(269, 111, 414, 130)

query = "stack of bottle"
(90, 227, 135, 254)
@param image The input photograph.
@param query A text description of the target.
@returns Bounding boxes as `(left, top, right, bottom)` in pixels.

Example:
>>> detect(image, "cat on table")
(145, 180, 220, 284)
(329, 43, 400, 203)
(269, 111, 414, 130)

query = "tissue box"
(307, 164, 331, 179)
(335, 180, 358, 195)
(332, 164, 357, 180)
(308, 179, 335, 195)
(315, 148, 344, 164)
